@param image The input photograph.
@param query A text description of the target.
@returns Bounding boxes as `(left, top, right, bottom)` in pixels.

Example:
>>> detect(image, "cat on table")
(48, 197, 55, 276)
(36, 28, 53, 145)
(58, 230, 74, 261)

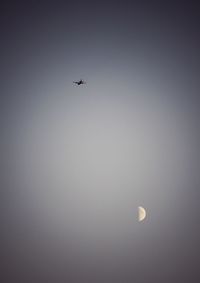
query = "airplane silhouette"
(73, 79, 86, 85)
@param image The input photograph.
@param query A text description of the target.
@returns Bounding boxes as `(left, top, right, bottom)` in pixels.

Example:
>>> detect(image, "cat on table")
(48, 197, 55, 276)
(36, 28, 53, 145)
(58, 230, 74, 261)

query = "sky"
(1, 1, 200, 282)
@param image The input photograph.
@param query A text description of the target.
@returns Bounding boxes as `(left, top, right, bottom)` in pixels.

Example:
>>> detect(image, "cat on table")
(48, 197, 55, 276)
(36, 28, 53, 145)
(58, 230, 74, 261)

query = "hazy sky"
(1, 1, 200, 282)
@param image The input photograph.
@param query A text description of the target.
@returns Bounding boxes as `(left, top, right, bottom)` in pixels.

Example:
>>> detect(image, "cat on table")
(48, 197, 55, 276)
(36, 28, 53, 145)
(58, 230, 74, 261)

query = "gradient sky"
(1, 1, 200, 282)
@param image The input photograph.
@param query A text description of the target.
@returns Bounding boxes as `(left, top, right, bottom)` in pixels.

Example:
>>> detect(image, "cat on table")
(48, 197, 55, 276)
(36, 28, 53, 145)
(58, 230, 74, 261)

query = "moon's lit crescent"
(138, 206, 147, 222)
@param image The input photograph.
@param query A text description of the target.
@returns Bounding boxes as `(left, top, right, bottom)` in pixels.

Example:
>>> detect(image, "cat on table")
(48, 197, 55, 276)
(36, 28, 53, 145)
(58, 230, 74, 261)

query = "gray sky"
(1, 1, 200, 282)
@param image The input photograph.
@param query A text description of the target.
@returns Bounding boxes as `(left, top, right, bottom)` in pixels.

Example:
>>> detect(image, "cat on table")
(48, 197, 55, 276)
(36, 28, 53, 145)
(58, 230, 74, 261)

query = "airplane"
(73, 79, 86, 85)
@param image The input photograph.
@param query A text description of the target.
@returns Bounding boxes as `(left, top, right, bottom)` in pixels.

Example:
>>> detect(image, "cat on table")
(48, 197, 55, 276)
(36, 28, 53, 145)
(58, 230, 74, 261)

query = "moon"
(138, 206, 147, 222)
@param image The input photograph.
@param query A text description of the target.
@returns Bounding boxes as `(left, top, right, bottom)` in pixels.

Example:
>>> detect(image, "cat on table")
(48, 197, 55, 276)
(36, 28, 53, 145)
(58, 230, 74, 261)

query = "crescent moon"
(138, 206, 147, 222)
